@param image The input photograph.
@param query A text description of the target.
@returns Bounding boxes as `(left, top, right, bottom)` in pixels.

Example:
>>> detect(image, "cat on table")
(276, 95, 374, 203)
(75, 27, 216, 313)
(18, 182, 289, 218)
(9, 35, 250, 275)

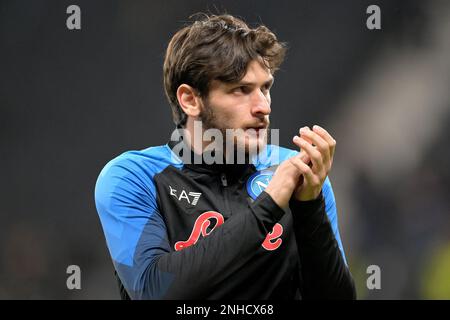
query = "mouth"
(244, 123, 268, 131)
(243, 125, 268, 138)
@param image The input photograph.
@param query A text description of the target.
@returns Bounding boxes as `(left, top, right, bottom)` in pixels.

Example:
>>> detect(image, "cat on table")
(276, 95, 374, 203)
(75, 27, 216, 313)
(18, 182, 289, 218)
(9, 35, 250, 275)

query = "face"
(199, 60, 273, 157)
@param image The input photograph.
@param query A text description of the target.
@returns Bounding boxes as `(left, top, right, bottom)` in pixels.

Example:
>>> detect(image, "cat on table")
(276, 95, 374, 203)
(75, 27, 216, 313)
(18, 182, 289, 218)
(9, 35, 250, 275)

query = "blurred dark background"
(1, 0, 449, 299)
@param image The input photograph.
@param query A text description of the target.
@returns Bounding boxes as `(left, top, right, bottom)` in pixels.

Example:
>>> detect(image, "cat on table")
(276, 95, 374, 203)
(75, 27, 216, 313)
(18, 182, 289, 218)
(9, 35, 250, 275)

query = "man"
(95, 14, 356, 299)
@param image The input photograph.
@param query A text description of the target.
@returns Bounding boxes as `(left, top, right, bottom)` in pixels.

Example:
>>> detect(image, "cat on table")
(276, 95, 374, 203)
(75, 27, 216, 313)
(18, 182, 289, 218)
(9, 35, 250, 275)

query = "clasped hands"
(265, 125, 336, 208)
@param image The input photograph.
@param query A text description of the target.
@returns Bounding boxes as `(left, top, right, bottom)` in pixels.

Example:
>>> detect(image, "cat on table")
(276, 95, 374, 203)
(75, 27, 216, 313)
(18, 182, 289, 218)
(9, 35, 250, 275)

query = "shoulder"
(95, 144, 183, 200)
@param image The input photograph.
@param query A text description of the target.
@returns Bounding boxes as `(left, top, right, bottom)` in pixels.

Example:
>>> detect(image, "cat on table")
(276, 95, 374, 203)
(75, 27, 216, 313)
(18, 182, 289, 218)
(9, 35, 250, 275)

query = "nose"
(250, 90, 271, 117)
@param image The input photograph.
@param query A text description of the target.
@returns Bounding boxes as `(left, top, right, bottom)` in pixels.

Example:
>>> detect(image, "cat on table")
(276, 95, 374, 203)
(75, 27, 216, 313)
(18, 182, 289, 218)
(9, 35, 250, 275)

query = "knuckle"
(312, 149, 322, 161)
(313, 177, 321, 186)
(318, 144, 328, 155)
(331, 139, 337, 147)
(291, 158, 304, 170)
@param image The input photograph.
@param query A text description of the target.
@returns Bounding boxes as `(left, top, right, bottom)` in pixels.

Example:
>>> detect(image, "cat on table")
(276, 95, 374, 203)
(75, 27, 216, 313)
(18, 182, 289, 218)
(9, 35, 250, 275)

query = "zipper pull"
(220, 173, 228, 187)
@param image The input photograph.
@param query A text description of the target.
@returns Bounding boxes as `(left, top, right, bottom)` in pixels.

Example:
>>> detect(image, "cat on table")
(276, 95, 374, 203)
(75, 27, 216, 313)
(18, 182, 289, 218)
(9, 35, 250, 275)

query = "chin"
(242, 135, 267, 154)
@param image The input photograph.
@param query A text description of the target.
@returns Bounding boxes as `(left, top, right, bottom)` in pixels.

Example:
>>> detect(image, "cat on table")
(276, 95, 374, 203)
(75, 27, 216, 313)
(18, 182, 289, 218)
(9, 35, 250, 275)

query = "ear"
(176, 84, 202, 118)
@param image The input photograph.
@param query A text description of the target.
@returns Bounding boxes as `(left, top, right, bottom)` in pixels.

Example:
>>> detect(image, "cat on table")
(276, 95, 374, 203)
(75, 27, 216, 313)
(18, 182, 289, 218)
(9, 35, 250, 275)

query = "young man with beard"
(95, 14, 356, 300)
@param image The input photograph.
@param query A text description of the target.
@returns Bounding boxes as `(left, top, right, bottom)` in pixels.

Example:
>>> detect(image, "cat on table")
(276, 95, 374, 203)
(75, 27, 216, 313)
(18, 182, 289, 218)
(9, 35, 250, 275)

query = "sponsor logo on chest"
(169, 185, 202, 205)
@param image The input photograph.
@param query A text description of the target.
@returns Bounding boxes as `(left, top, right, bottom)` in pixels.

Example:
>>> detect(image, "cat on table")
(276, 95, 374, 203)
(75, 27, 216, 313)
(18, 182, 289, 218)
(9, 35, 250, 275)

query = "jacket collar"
(167, 136, 254, 178)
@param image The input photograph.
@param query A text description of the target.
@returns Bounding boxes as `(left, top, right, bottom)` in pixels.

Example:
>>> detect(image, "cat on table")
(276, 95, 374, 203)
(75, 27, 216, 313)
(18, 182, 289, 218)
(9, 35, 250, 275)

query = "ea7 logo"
(169, 186, 202, 205)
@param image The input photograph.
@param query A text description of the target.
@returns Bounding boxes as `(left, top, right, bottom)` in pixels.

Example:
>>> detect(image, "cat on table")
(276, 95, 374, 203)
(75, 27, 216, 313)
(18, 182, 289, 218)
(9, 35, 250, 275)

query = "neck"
(180, 119, 246, 165)
(185, 118, 208, 155)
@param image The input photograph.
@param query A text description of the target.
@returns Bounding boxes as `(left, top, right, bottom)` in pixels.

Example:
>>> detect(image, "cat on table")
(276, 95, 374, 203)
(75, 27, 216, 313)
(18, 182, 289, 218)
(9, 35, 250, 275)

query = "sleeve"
(95, 160, 285, 299)
(289, 176, 356, 299)
(322, 176, 348, 264)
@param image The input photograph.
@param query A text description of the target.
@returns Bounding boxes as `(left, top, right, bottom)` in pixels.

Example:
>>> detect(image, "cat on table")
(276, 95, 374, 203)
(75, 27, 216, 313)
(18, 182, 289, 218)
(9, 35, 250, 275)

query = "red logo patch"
(174, 211, 224, 251)
(262, 223, 283, 251)
(175, 212, 283, 251)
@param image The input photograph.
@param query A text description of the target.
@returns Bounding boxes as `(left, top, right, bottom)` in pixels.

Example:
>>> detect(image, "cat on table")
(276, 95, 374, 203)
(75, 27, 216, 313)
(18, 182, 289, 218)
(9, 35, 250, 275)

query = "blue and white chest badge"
(246, 170, 274, 200)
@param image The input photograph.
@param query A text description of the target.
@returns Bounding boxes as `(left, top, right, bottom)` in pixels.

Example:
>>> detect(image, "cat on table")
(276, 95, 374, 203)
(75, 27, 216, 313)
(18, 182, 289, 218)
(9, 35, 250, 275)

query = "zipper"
(220, 172, 228, 187)
(220, 172, 232, 216)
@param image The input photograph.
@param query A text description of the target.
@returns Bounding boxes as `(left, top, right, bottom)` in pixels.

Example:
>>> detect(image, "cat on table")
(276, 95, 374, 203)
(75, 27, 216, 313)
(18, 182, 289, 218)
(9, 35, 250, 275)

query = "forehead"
(240, 60, 272, 82)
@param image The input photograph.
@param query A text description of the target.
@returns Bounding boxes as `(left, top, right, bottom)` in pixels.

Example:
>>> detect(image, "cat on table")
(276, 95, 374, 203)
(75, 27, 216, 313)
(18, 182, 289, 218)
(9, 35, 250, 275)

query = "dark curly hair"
(163, 14, 287, 127)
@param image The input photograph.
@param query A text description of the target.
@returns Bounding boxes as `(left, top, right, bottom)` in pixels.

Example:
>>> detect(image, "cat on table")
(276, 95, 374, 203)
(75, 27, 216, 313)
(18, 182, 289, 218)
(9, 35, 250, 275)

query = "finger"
(293, 131, 313, 152)
(298, 127, 314, 146)
(312, 125, 336, 160)
(299, 127, 330, 166)
(289, 156, 320, 186)
(294, 137, 324, 175)
(292, 137, 312, 166)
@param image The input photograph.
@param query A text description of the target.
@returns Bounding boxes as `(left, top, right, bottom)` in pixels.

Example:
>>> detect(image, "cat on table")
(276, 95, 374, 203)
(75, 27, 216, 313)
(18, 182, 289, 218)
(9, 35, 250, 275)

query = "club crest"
(246, 170, 274, 200)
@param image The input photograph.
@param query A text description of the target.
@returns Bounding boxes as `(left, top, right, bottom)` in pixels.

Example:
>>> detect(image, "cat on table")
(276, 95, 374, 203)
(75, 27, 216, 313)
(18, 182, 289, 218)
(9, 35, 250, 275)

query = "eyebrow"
(235, 77, 274, 87)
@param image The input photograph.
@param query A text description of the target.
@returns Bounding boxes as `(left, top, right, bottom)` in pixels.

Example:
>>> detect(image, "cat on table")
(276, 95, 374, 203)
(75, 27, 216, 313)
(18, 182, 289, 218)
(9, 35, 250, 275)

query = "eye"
(261, 84, 271, 95)
(232, 86, 251, 94)
(264, 82, 273, 91)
